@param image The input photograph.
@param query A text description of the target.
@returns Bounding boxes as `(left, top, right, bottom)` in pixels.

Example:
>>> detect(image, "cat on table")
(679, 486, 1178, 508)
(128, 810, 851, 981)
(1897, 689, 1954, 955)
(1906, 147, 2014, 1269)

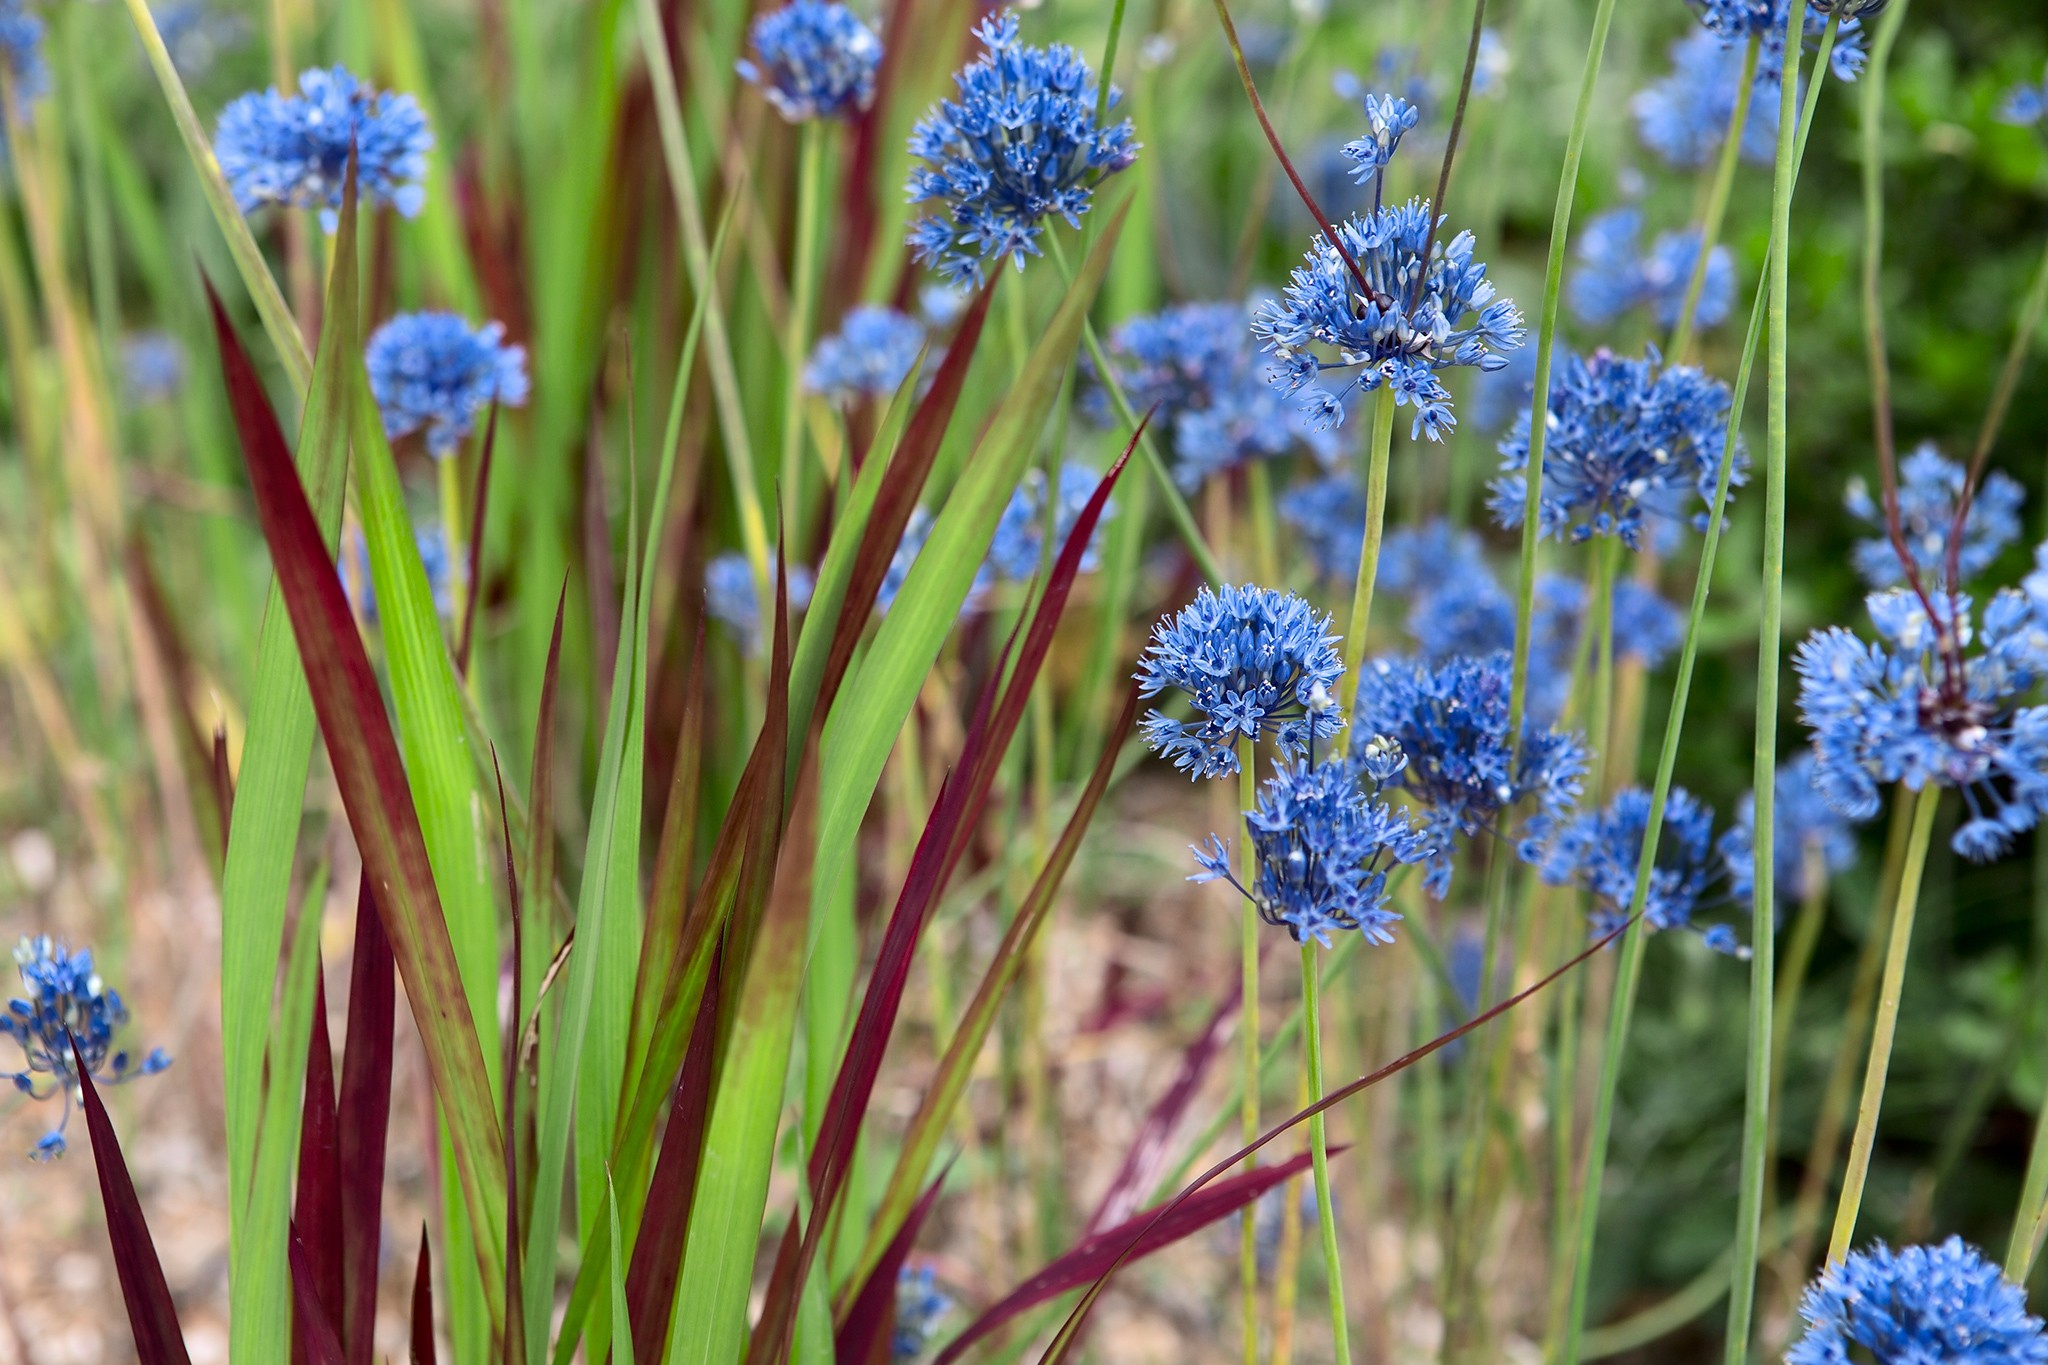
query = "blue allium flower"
(1256, 196, 1525, 441)
(0, 0, 46, 108)
(1846, 443, 2027, 589)
(1690, 0, 1867, 86)
(1796, 581, 2048, 862)
(1341, 94, 1421, 192)
(1471, 29, 1511, 99)
(1137, 585, 1345, 779)
(1720, 752, 1865, 905)
(805, 306, 925, 407)
(975, 462, 1113, 595)
(737, 0, 882, 122)
(1192, 752, 1431, 947)
(214, 67, 432, 230)
(1633, 29, 1782, 167)
(1352, 651, 1588, 898)
(1788, 1238, 2048, 1365)
(153, 1, 246, 80)
(340, 523, 464, 623)
(3, 938, 170, 1161)
(705, 552, 817, 654)
(2000, 66, 2048, 128)
(1567, 207, 1734, 332)
(905, 13, 1138, 285)
(1099, 300, 1343, 490)
(1490, 346, 1742, 550)
(893, 1266, 951, 1361)
(1537, 786, 1736, 948)
(122, 333, 186, 405)
(365, 312, 529, 458)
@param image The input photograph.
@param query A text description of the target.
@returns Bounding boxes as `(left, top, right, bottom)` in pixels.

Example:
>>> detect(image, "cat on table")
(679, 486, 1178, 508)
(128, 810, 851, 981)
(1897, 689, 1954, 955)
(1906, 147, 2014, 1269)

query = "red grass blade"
(410, 1225, 437, 1365)
(933, 1148, 1331, 1365)
(292, 962, 344, 1364)
(492, 751, 527, 1365)
(337, 881, 395, 1365)
(204, 278, 507, 1309)
(288, 1225, 348, 1365)
(835, 1170, 948, 1365)
(72, 1042, 192, 1365)
(456, 403, 500, 676)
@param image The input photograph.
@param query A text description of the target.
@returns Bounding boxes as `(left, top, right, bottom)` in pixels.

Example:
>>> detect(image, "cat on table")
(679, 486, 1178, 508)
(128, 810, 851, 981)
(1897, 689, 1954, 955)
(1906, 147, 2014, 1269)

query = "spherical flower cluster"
(893, 1266, 952, 1361)
(1192, 750, 1431, 947)
(1788, 1238, 2048, 1365)
(1137, 585, 1345, 779)
(1099, 300, 1342, 490)
(0, 0, 46, 109)
(1255, 196, 1525, 441)
(215, 66, 432, 231)
(1689, 0, 1868, 86)
(975, 462, 1112, 596)
(154, 1, 247, 81)
(1278, 490, 1489, 587)
(365, 312, 530, 458)
(4, 938, 170, 1161)
(1795, 578, 2048, 862)
(1719, 752, 1865, 904)
(737, 0, 882, 123)
(1567, 207, 1733, 332)
(1845, 443, 2026, 589)
(905, 13, 1138, 286)
(1633, 28, 1782, 168)
(1490, 345, 1742, 550)
(805, 305, 926, 407)
(1469, 338, 1553, 433)
(1538, 786, 1737, 950)
(705, 552, 817, 655)
(2000, 65, 2048, 128)
(122, 332, 186, 405)
(1351, 651, 1588, 898)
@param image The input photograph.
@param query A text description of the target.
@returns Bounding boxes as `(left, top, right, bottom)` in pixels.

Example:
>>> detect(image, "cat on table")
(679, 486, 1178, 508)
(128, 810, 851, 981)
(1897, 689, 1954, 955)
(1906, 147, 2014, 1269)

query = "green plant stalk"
(1340, 386, 1397, 683)
(1238, 734, 1261, 1365)
(1302, 941, 1353, 1365)
(1665, 36, 1759, 365)
(2010, 834, 2048, 1281)
(1094, 0, 1129, 126)
(1826, 782, 1942, 1264)
(772, 111, 822, 534)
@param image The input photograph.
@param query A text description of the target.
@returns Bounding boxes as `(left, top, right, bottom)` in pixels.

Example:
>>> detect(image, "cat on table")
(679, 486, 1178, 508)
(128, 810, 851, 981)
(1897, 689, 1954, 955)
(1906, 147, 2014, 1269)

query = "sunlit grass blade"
(607, 1172, 635, 1365)
(74, 1043, 192, 1365)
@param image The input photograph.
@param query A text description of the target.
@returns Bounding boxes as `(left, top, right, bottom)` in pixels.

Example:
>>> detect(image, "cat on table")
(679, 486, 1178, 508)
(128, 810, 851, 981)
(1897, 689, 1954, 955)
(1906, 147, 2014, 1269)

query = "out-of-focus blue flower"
(340, 523, 464, 623)
(365, 312, 529, 458)
(214, 67, 432, 230)
(705, 551, 816, 654)
(3, 937, 170, 1161)
(1469, 337, 1557, 435)
(1845, 443, 2026, 589)
(1788, 1237, 2048, 1365)
(1720, 752, 1865, 905)
(2000, 65, 2048, 128)
(1634, 28, 1782, 167)
(1472, 29, 1511, 98)
(1256, 194, 1524, 442)
(1137, 585, 1345, 779)
(153, 1, 246, 80)
(975, 462, 1112, 596)
(805, 305, 925, 407)
(1490, 346, 1741, 550)
(0, 0, 46, 108)
(1690, 0, 1867, 86)
(1099, 300, 1343, 490)
(1352, 651, 1588, 898)
(876, 507, 933, 616)
(1192, 752, 1430, 947)
(122, 333, 186, 405)
(1277, 475, 1366, 582)
(1567, 207, 1734, 331)
(737, 0, 882, 122)
(905, 12, 1138, 285)
(1796, 580, 2048, 862)
(893, 1266, 951, 1360)
(1536, 786, 1737, 949)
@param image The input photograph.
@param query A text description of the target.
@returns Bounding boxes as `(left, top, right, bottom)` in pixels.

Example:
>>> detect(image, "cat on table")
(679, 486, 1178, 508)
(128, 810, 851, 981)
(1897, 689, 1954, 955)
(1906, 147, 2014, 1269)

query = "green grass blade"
(608, 1173, 635, 1365)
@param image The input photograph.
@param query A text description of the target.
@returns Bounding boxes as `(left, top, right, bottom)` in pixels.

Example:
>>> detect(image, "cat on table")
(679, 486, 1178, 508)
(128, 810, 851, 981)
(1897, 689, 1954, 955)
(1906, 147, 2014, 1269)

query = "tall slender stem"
(1302, 942, 1352, 1365)
(1667, 36, 1759, 364)
(780, 120, 827, 543)
(1238, 735, 1261, 1365)
(1341, 386, 1398, 682)
(1826, 782, 1942, 1263)
(2009, 834, 2048, 1281)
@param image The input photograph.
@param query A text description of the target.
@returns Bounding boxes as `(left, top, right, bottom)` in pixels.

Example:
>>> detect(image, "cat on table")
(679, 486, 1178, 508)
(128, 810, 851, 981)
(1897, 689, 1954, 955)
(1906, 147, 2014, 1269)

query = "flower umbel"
(214, 66, 432, 230)
(705, 552, 817, 655)
(1845, 442, 2026, 589)
(1567, 207, 1734, 332)
(1537, 786, 1738, 949)
(0, 0, 46, 109)
(366, 312, 530, 458)
(737, 0, 882, 122)
(805, 306, 925, 407)
(3, 938, 170, 1160)
(1719, 752, 1866, 905)
(1788, 1238, 2048, 1365)
(893, 1266, 952, 1360)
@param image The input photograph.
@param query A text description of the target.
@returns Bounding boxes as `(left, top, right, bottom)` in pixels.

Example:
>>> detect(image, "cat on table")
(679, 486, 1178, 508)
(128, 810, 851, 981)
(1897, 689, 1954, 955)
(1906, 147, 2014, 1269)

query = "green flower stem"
(1238, 734, 1262, 1365)
(1826, 781, 1942, 1264)
(1341, 386, 1397, 683)
(1094, 0, 1129, 126)
(1665, 35, 1760, 365)
(1302, 941, 1353, 1365)
(2010, 835, 2048, 1281)
(780, 119, 829, 540)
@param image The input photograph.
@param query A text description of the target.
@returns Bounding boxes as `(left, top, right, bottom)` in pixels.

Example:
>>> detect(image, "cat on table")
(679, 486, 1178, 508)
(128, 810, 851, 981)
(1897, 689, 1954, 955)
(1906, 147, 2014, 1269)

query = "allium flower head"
(1490, 345, 1742, 550)
(1537, 786, 1736, 948)
(2000, 65, 2048, 128)
(1689, 0, 1867, 85)
(1192, 754, 1431, 948)
(805, 305, 925, 407)
(1846, 443, 2026, 589)
(893, 1266, 951, 1360)
(1100, 300, 1343, 490)
(366, 312, 529, 458)
(1281, 486, 1486, 587)
(1568, 207, 1733, 332)
(1788, 1238, 2048, 1365)
(705, 552, 816, 654)
(1352, 651, 1588, 897)
(737, 0, 882, 122)
(4, 938, 170, 1160)
(1472, 29, 1511, 99)
(976, 462, 1112, 594)
(1719, 753, 1865, 904)
(905, 12, 1138, 285)
(1137, 585, 1345, 779)
(1633, 29, 1782, 168)
(1796, 580, 2048, 861)
(0, 0, 46, 108)
(214, 66, 432, 230)
(154, 1, 247, 81)
(1256, 196, 1524, 442)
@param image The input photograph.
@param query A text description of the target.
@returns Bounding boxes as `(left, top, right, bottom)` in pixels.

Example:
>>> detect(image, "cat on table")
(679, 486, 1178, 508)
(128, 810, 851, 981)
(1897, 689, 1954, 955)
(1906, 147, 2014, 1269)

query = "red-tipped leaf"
(73, 1042, 191, 1365)
(292, 963, 343, 1364)
(410, 1225, 437, 1365)
(289, 1225, 349, 1365)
